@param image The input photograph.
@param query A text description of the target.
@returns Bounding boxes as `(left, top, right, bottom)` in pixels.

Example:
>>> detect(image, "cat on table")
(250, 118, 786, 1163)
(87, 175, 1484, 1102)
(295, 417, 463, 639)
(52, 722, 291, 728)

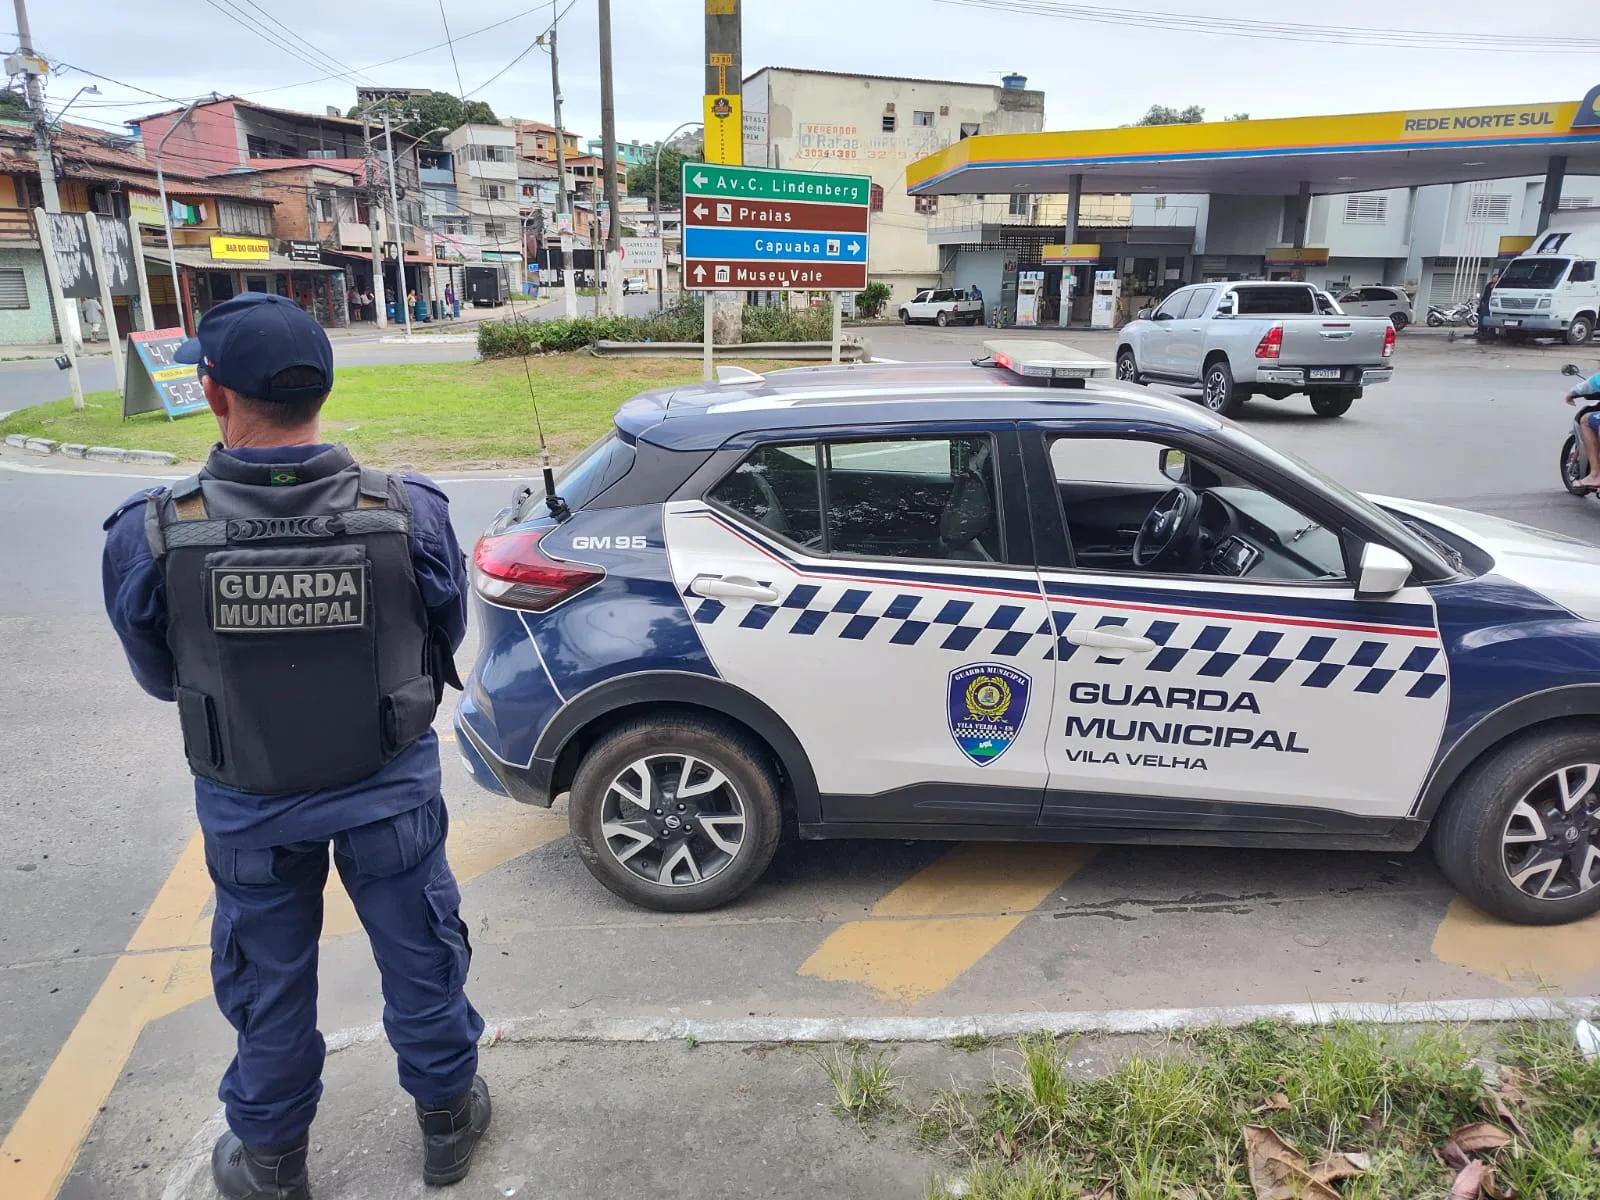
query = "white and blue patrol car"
(456, 342, 1600, 924)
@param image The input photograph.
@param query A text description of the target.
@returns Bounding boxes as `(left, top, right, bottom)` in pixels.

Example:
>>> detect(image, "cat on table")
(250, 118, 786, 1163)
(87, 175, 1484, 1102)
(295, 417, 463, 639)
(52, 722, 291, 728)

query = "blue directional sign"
(681, 226, 867, 264)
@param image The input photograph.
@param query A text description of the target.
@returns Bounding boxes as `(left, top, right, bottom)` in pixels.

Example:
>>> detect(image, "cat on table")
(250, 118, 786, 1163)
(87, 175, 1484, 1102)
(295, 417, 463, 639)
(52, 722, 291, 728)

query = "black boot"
(416, 1075, 492, 1186)
(211, 1131, 310, 1200)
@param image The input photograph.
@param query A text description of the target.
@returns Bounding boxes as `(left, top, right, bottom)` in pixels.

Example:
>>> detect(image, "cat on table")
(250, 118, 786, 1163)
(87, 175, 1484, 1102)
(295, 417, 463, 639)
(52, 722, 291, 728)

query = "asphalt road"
(5, 328, 1600, 1198)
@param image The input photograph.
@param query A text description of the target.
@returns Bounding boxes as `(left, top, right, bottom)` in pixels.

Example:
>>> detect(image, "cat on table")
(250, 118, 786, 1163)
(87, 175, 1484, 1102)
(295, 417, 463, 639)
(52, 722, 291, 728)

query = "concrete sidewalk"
(147, 1038, 969, 1200)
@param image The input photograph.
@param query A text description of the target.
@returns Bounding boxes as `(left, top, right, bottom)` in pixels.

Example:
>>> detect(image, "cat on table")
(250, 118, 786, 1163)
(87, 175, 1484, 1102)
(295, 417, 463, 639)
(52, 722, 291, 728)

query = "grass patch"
(949, 1034, 1002, 1053)
(820, 1045, 898, 1125)
(907, 1020, 1600, 1199)
(0, 355, 798, 470)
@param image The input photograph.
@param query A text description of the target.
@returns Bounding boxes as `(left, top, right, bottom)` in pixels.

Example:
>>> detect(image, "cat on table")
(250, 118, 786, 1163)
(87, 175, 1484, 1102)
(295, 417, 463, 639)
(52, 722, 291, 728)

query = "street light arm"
(155, 99, 202, 335)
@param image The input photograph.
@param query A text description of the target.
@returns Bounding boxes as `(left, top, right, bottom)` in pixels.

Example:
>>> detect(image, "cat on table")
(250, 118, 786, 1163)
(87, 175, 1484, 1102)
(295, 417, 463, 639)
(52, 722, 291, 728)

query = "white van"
(1484, 212, 1600, 345)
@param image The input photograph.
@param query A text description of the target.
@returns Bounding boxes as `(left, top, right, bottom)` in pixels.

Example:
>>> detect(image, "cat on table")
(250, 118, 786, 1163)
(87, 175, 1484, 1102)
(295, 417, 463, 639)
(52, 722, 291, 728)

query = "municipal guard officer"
(101, 293, 490, 1199)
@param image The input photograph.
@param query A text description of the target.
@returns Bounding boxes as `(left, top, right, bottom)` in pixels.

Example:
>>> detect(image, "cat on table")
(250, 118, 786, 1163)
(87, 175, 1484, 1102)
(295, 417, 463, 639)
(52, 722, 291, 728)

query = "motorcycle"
(1426, 301, 1479, 328)
(1560, 362, 1600, 494)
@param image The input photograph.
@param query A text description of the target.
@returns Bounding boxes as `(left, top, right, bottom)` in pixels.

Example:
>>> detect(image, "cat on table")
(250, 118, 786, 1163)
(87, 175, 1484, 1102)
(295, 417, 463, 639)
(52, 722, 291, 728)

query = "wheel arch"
(1202, 348, 1231, 372)
(1414, 685, 1600, 823)
(534, 671, 821, 823)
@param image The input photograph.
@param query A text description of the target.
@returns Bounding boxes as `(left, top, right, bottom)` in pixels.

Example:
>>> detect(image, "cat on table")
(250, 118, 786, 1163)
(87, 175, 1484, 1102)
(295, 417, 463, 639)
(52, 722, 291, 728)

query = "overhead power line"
(198, 0, 373, 85)
(232, 0, 375, 84)
(935, 0, 1600, 53)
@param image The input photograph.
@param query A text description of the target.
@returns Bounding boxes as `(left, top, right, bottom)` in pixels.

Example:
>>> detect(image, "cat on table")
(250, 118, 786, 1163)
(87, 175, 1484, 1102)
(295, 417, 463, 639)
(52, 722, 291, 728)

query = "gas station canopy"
(907, 89, 1600, 198)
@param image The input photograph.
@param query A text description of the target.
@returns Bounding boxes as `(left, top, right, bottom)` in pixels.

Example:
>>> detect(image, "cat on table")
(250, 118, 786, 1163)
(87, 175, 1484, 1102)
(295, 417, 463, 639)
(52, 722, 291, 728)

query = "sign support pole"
(33, 208, 83, 410)
(830, 290, 842, 365)
(84, 215, 126, 396)
(702, 290, 713, 383)
(128, 215, 154, 332)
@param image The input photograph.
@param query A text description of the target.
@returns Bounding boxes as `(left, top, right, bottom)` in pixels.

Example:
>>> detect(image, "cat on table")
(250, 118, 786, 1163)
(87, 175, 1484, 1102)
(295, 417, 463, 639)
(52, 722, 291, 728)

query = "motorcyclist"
(1565, 366, 1600, 488)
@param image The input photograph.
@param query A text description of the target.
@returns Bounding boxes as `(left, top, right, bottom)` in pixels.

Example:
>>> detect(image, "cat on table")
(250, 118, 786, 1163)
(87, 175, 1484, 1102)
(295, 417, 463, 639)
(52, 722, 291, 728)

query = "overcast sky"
(17, 0, 1600, 148)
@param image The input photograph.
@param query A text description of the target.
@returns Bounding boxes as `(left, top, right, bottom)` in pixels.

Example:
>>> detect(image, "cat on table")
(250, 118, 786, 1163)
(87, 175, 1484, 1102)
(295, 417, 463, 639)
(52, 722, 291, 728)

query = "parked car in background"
(1335, 285, 1415, 331)
(899, 288, 985, 326)
(623, 276, 649, 295)
(1116, 281, 1396, 419)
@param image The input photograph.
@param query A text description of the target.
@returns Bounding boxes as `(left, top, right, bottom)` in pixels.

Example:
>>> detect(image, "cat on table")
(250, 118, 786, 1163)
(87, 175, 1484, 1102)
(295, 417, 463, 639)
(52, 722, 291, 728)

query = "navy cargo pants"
(204, 795, 484, 1147)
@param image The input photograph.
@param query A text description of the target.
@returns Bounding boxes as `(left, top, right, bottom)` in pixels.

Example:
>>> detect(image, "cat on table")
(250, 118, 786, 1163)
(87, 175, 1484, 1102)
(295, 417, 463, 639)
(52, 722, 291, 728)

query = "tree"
(1134, 104, 1206, 126)
(629, 142, 697, 210)
(348, 93, 498, 147)
(0, 87, 29, 113)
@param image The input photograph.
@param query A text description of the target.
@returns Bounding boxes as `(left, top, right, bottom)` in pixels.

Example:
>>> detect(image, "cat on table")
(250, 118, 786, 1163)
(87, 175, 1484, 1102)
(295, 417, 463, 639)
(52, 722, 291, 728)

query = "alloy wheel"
(599, 753, 747, 887)
(1204, 371, 1229, 410)
(1116, 355, 1137, 381)
(1501, 762, 1600, 901)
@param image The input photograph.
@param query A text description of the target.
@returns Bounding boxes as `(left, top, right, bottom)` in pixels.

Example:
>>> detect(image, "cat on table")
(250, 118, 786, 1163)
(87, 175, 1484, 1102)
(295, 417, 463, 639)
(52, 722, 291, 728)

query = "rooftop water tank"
(1001, 73, 1028, 90)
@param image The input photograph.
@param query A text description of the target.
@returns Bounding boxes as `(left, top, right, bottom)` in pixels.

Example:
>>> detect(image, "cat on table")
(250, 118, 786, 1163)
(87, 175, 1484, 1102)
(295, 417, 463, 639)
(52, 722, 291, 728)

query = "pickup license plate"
(1309, 368, 1342, 380)
(1504, 319, 1520, 327)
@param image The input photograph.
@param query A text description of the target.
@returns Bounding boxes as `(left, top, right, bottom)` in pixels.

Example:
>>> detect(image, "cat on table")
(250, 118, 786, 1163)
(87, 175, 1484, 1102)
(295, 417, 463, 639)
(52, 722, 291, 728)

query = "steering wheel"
(1132, 485, 1201, 569)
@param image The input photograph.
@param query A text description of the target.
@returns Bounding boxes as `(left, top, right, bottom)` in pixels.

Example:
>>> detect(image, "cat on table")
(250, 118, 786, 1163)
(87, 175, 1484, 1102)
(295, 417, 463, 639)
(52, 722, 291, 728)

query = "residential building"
(742, 67, 1048, 301)
(587, 137, 650, 172)
(0, 115, 343, 343)
(512, 119, 580, 167)
(444, 123, 523, 286)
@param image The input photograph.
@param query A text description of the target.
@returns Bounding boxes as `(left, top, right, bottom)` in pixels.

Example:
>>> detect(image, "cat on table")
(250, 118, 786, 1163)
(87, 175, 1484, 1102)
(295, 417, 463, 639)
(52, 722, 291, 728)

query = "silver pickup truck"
(899, 288, 985, 326)
(1115, 281, 1396, 418)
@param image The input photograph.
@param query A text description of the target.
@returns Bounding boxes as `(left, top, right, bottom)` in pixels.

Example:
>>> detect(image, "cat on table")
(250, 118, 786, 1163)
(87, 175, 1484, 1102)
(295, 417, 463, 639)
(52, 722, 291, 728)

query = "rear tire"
(1432, 726, 1600, 925)
(936, 310, 950, 327)
(1201, 358, 1245, 418)
(1427, 311, 1444, 327)
(568, 715, 783, 912)
(1569, 315, 1596, 346)
(1309, 389, 1356, 418)
(1390, 312, 1409, 332)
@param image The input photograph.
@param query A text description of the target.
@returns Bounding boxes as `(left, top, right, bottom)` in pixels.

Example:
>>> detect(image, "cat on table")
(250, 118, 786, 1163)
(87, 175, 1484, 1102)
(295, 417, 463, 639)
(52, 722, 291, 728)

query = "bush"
(477, 297, 836, 358)
(856, 281, 891, 318)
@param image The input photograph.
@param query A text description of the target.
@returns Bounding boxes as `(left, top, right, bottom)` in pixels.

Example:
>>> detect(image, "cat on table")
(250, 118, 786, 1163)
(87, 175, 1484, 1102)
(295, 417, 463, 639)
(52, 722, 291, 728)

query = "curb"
(378, 334, 478, 345)
(3, 434, 176, 466)
(159, 995, 1600, 1199)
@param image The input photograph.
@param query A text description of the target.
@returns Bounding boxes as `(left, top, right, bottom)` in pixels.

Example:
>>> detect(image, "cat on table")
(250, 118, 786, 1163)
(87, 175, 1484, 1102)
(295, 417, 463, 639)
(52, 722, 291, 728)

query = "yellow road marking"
(799, 844, 1095, 1005)
(1, 804, 563, 1200)
(1432, 896, 1600, 990)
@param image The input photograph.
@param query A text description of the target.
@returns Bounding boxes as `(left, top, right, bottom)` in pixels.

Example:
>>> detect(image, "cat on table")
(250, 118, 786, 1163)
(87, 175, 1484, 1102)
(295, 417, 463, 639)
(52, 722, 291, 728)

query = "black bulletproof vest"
(146, 445, 438, 794)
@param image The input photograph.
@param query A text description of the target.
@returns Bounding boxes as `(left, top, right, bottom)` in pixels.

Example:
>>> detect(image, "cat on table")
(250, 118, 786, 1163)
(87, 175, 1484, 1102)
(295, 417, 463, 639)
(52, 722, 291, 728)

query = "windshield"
(1498, 258, 1571, 290)
(1211, 426, 1456, 579)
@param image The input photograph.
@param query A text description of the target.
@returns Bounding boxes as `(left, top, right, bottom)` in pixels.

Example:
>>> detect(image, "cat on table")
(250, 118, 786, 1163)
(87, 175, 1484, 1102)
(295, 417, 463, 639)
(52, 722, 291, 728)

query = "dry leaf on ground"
(1253, 1092, 1292, 1113)
(1451, 1123, 1514, 1154)
(1309, 1152, 1369, 1183)
(1243, 1125, 1341, 1200)
(1449, 1160, 1490, 1199)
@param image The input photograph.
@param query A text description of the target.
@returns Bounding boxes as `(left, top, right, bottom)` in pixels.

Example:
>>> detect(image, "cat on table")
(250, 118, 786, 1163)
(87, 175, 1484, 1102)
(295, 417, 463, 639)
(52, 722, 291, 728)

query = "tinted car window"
(1233, 286, 1316, 315)
(1360, 287, 1397, 302)
(1181, 287, 1217, 318)
(518, 431, 636, 519)
(709, 444, 822, 547)
(1571, 261, 1597, 284)
(825, 436, 1002, 562)
(1151, 290, 1189, 319)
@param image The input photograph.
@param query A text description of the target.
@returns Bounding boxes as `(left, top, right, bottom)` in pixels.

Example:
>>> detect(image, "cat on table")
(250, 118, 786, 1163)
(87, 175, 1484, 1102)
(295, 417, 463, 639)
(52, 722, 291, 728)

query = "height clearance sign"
(681, 162, 871, 291)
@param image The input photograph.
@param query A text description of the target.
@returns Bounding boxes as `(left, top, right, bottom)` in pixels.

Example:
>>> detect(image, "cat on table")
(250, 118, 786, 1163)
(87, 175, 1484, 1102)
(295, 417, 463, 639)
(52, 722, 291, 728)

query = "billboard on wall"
(44, 212, 98, 299)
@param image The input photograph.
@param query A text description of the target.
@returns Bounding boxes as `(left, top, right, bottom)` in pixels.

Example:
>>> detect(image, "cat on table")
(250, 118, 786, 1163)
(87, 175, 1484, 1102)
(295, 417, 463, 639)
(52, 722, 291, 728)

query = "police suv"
(457, 342, 1600, 925)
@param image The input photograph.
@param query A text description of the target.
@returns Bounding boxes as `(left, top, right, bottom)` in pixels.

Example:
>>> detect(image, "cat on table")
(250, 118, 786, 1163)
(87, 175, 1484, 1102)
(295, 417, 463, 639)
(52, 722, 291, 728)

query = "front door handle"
(1064, 629, 1158, 653)
(690, 574, 779, 603)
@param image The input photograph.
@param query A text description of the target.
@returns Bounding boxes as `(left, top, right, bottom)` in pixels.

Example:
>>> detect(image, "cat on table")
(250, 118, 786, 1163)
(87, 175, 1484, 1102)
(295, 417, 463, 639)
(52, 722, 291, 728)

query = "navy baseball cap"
(174, 293, 333, 404)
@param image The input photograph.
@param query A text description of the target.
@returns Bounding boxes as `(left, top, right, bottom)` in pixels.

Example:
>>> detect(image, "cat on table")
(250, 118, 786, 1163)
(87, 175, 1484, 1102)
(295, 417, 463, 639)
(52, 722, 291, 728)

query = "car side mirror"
(1159, 448, 1188, 483)
(1135, 307, 1152, 320)
(1356, 543, 1412, 598)
(1563, 363, 1584, 377)
(1152, 310, 1174, 321)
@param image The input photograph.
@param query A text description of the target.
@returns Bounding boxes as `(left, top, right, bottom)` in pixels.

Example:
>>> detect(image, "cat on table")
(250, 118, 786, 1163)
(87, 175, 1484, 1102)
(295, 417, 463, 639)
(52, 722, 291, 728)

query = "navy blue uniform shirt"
(102, 444, 470, 849)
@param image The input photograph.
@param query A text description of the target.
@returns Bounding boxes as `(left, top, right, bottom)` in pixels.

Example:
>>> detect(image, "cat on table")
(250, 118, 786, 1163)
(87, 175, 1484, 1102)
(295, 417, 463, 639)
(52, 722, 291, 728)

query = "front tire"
(1568, 315, 1595, 346)
(1309, 389, 1356, 418)
(1115, 348, 1140, 384)
(1432, 726, 1600, 925)
(1201, 358, 1245, 417)
(900, 309, 911, 324)
(568, 716, 783, 912)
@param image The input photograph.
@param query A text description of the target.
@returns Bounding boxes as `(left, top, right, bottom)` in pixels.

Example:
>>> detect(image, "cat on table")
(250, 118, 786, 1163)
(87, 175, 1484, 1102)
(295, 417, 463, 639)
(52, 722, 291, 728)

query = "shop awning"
(143, 246, 344, 273)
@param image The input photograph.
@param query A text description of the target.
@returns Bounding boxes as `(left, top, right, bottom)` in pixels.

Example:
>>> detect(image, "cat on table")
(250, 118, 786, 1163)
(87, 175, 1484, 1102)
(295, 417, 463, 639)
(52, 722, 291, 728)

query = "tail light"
(1382, 324, 1396, 358)
(1253, 325, 1283, 359)
(473, 527, 603, 611)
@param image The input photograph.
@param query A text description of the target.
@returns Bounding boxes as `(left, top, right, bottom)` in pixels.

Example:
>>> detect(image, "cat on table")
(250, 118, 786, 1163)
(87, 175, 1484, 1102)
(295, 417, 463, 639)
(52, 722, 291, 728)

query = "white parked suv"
(1334, 286, 1414, 331)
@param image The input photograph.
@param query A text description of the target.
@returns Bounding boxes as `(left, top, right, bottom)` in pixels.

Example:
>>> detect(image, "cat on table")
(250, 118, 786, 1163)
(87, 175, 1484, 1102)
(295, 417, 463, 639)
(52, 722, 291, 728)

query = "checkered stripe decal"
(687, 583, 1445, 699)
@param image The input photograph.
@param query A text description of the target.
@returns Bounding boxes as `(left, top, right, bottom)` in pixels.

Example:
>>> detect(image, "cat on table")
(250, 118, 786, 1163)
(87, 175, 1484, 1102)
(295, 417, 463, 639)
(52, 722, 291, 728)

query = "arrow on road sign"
(693, 171, 709, 186)
(693, 203, 708, 218)
(847, 240, 861, 255)
(693, 264, 706, 281)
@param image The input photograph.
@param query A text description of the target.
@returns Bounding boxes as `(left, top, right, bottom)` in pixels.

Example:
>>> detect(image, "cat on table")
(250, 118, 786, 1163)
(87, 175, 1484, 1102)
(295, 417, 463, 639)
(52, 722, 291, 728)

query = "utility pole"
(598, 0, 624, 317)
(547, 18, 576, 319)
(381, 110, 413, 337)
(362, 116, 387, 329)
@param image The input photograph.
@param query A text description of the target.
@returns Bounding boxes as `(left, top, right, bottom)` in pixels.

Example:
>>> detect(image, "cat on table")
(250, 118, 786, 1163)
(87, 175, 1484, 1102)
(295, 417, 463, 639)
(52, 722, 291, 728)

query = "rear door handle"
(1064, 629, 1158, 653)
(690, 574, 779, 603)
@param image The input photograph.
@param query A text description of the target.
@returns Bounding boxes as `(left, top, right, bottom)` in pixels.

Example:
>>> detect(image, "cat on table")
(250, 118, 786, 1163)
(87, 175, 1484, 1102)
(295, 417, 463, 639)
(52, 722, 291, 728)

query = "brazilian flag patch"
(269, 467, 299, 486)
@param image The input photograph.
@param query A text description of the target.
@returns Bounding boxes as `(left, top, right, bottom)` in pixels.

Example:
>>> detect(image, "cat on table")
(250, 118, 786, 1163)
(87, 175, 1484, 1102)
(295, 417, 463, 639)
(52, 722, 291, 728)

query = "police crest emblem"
(947, 663, 1031, 766)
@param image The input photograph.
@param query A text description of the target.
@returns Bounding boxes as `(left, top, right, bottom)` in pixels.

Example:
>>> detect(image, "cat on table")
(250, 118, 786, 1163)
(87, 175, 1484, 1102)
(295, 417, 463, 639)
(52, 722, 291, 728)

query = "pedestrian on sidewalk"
(445, 281, 459, 320)
(80, 295, 105, 342)
(100, 293, 492, 1200)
